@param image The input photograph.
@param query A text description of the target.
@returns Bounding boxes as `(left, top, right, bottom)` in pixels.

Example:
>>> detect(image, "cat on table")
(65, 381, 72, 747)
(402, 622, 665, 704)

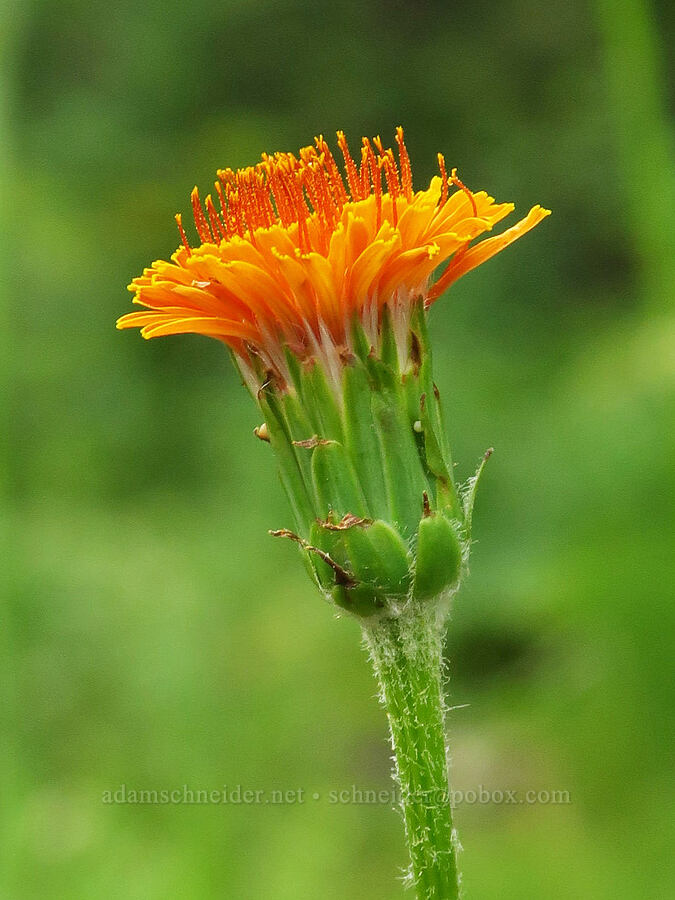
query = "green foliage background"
(2, 0, 673, 897)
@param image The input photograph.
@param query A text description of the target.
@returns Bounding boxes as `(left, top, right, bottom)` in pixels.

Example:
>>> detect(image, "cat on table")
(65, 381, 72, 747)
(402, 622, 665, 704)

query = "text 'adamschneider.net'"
(102, 784, 572, 807)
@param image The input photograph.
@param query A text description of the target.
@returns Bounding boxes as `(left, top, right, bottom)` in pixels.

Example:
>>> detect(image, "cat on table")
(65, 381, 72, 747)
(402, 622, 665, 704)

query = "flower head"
(117, 129, 551, 618)
(118, 128, 549, 387)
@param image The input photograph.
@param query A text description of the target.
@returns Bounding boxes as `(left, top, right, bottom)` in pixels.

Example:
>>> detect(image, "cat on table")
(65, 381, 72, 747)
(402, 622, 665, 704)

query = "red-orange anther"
(336, 131, 361, 201)
(437, 153, 449, 207)
(191, 187, 213, 243)
(175, 213, 191, 254)
(450, 168, 478, 218)
(205, 194, 226, 241)
(396, 126, 413, 200)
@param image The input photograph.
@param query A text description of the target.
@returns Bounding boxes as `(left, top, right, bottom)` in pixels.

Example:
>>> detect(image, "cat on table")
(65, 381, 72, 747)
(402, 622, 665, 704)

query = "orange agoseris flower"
(118, 128, 549, 389)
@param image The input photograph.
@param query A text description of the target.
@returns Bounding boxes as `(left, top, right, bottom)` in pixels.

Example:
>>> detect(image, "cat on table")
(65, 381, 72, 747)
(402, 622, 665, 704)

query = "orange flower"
(118, 128, 549, 380)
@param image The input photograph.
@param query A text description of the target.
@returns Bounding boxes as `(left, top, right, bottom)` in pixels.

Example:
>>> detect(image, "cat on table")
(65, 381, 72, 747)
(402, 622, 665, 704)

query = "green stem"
(363, 604, 460, 899)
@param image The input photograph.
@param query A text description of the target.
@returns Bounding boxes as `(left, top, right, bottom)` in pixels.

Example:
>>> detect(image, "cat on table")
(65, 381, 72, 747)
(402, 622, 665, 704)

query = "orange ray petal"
(428, 206, 551, 302)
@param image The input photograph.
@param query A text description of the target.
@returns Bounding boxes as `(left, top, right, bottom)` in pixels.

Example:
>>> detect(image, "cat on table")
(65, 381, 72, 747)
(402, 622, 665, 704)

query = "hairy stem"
(363, 604, 460, 899)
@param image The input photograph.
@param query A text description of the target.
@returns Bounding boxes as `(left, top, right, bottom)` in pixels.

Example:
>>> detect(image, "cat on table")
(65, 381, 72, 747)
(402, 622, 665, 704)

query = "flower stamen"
(437, 153, 449, 207)
(363, 138, 382, 231)
(450, 167, 478, 218)
(191, 187, 214, 243)
(336, 130, 361, 202)
(175, 213, 191, 255)
(315, 135, 349, 208)
(381, 149, 401, 227)
(395, 126, 413, 201)
(205, 194, 226, 241)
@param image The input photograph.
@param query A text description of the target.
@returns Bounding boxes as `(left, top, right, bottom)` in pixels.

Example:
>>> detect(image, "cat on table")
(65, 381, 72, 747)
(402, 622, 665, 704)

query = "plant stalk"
(363, 603, 460, 899)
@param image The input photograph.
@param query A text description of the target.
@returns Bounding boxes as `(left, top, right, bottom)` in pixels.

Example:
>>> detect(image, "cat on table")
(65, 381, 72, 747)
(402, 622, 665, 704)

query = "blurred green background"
(2, 0, 674, 897)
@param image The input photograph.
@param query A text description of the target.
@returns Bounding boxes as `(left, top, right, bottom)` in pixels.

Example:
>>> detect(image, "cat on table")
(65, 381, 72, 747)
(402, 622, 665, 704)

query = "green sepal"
(413, 513, 463, 600)
(418, 396, 462, 518)
(308, 521, 347, 589)
(342, 362, 388, 520)
(283, 346, 305, 397)
(401, 366, 423, 425)
(408, 297, 431, 359)
(341, 519, 412, 597)
(409, 300, 454, 465)
(408, 300, 459, 514)
(461, 448, 493, 540)
(365, 350, 399, 395)
(349, 313, 398, 394)
(302, 361, 344, 442)
(349, 315, 373, 363)
(372, 391, 429, 539)
(311, 441, 368, 519)
(258, 388, 315, 533)
(278, 392, 320, 511)
(379, 305, 400, 376)
(300, 541, 324, 591)
(416, 356, 453, 474)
